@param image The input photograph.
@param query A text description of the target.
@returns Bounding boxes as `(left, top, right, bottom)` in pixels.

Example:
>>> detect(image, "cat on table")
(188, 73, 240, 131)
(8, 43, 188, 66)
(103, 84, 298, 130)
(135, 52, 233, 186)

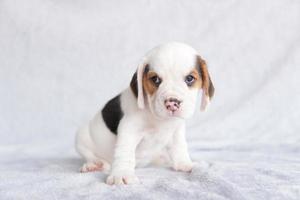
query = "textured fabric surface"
(0, 0, 300, 199)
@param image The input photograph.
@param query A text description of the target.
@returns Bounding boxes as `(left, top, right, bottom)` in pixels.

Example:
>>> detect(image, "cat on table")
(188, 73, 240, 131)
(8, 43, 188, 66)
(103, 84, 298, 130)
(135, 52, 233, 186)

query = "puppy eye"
(185, 75, 195, 86)
(150, 75, 162, 86)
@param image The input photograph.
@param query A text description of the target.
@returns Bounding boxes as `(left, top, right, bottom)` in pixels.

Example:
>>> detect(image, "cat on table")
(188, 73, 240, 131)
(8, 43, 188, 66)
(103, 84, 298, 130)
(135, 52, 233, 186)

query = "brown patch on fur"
(197, 56, 215, 99)
(143, 71, 159, 95)
(188, 68, 202, 89)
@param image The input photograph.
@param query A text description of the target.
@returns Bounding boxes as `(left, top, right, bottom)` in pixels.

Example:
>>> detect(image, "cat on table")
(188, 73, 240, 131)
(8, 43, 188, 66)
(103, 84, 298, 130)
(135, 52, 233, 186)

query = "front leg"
(168, 123, 193, 172)
(106, 118, 143, 185)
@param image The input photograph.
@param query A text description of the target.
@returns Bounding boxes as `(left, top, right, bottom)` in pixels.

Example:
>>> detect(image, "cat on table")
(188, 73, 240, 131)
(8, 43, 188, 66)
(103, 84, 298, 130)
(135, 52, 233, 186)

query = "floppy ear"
(130, 59, 148, 109)
(197, 56, 215, 111)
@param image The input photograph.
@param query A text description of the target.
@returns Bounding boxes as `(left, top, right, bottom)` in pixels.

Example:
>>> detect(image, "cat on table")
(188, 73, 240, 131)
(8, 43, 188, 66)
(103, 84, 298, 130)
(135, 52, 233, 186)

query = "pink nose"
(164, 98, 182, 112)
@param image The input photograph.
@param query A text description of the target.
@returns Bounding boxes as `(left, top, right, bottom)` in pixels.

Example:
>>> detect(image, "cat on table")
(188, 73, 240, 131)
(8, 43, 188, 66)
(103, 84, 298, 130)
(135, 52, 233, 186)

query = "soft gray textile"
(0, 0, 299, 199)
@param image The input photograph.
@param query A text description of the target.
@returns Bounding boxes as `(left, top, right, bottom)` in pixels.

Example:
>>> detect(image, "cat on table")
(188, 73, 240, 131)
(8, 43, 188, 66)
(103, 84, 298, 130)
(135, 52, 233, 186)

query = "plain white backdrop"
(0, 0, 300, 199)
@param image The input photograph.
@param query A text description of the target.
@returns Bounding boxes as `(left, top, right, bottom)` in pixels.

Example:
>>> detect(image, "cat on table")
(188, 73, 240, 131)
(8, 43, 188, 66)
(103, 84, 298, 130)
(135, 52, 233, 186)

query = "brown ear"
(197, 56, 215, 111)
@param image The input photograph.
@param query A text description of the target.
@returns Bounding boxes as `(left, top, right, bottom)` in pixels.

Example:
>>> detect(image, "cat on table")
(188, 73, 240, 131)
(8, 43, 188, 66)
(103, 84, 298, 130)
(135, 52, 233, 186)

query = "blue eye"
(150, 76, 162, 86)
(185, 75, 195, 86)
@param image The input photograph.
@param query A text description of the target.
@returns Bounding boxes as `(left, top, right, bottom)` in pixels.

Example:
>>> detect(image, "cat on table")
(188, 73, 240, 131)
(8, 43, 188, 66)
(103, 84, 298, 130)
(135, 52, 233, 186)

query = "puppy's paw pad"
(80, 162, 103, 173)
(173, 162, 194, 172)
(106, 174, 139, 185)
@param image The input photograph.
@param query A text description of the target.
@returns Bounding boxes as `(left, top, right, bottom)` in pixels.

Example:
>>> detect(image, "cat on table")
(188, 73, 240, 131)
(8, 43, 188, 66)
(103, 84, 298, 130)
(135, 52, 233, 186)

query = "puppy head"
(130, 42, 214, 119)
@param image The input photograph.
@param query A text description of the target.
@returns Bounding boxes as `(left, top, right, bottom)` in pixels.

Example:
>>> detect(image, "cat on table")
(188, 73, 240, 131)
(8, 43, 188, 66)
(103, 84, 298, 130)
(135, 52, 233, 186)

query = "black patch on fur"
(130, 72, 138, 98)
(101, 95, 123, 135)
(144, 64, 150, 74)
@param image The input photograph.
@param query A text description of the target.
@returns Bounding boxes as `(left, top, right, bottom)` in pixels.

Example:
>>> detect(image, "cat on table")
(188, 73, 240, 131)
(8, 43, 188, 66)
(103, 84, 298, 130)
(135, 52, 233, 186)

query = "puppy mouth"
(165, 109, 185, 119)
(152, 106, 184, 120)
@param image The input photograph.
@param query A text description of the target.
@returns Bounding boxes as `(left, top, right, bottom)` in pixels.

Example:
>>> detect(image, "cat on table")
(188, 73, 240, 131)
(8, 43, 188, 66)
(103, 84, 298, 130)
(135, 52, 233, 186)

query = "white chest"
(135, 123, 176, 166)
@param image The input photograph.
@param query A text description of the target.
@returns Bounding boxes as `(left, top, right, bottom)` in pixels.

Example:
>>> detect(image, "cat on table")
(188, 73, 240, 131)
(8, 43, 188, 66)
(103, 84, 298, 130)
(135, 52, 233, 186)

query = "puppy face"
(131, 42, 214, 119)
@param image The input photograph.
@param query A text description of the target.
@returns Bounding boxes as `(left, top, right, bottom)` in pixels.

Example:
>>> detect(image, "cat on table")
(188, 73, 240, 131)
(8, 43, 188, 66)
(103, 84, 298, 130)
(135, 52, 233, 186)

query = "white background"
(0, 0, 299, 199)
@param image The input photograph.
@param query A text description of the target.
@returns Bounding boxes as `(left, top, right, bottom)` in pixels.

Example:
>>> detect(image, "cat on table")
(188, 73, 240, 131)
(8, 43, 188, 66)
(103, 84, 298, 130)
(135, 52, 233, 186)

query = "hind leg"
(80, 158, 110, 173)
(75, 126, 111, 173)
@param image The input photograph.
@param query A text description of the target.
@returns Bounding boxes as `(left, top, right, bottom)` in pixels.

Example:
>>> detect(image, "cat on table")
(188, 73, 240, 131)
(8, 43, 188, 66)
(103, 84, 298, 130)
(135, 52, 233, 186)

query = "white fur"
(75, 42, 212, 185)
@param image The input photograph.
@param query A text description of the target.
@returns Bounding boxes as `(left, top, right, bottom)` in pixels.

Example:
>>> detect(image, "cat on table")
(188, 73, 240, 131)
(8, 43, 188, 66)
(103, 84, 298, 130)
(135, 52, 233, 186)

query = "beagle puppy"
(75, 42, 214, 185)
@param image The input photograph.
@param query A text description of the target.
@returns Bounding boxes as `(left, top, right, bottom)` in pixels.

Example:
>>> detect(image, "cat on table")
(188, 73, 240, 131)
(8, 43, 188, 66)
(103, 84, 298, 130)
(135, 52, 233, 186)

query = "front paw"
(173, 162, 194, 172)
(106, 172, 139, 185)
